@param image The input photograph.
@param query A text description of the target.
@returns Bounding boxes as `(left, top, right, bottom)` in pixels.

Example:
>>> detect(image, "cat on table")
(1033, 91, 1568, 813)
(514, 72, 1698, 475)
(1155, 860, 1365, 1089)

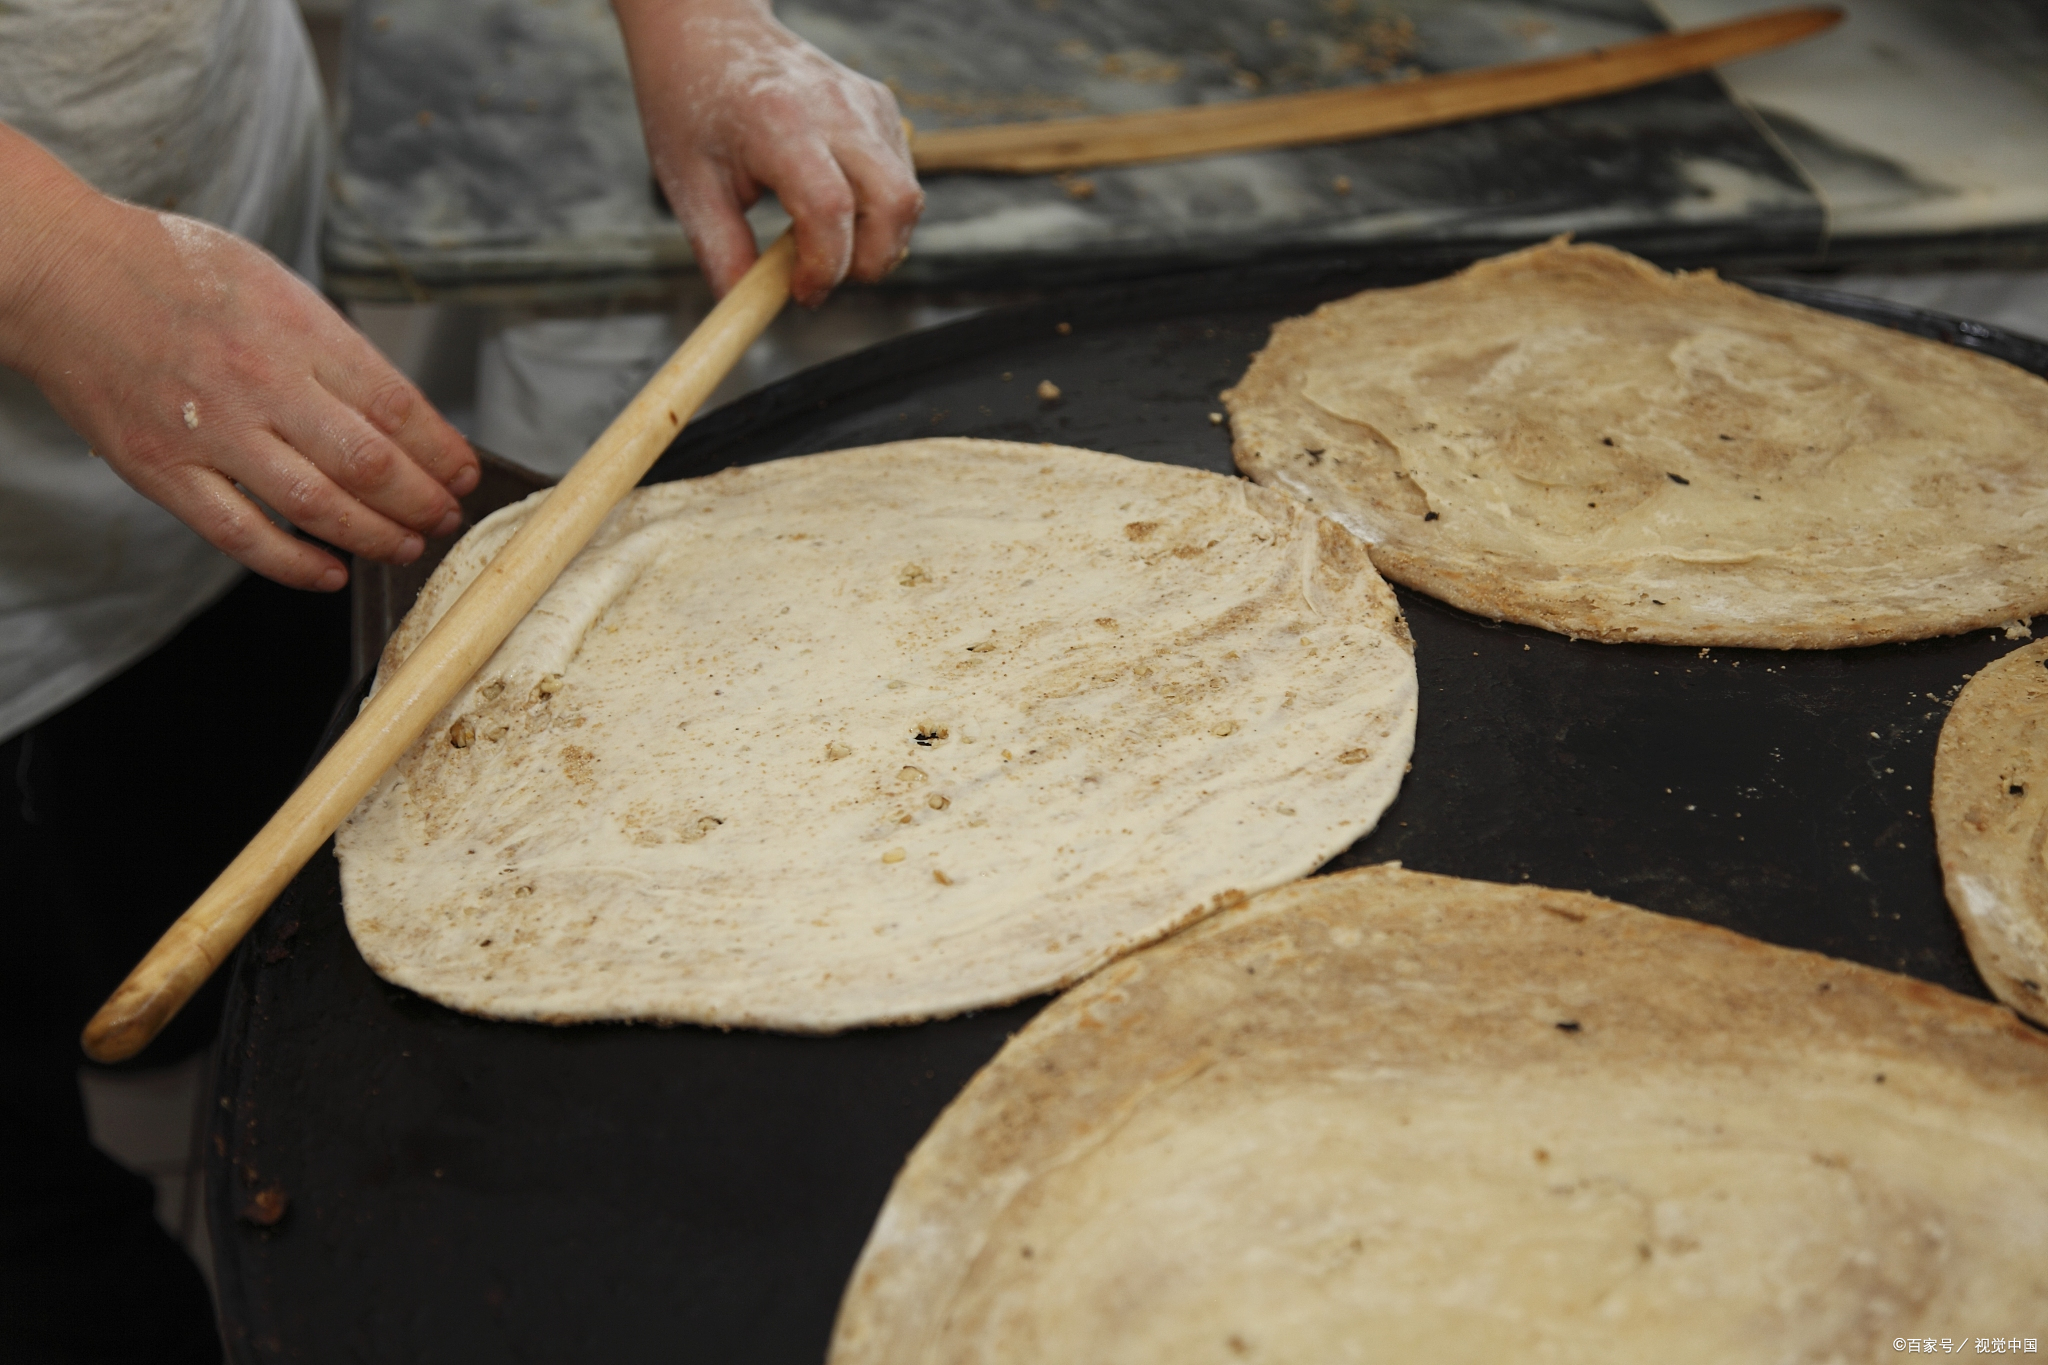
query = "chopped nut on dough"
(882, 847, 907, 864)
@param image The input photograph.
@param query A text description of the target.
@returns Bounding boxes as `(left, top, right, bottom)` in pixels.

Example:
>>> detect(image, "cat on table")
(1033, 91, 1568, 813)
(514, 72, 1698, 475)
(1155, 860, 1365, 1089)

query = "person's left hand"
(612, 0, 923, 307)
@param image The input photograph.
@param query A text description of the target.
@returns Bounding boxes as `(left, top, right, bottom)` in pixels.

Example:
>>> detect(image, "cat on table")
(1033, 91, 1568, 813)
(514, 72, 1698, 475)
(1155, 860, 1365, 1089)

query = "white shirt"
(0, 0, 325, 741)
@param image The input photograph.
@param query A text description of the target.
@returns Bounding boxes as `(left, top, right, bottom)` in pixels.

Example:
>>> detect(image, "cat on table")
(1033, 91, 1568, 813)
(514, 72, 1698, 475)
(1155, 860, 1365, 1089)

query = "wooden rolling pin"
(911, 5, 1841, 174)
(81, 235, 798, 1063)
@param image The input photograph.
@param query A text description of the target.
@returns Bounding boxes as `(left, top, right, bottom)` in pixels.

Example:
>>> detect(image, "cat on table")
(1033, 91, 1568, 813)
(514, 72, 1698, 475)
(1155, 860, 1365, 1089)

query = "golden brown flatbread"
(1933, 638, 2048, 1024)
(1225, 239, 2048, 647)
(833, 865, 2048, 1362)
(337, 440, 1416, 1031)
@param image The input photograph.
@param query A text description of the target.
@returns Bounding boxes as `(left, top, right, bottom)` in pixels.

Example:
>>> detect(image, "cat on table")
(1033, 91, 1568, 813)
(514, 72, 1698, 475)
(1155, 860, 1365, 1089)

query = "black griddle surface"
(212, 258, 2048, 1363)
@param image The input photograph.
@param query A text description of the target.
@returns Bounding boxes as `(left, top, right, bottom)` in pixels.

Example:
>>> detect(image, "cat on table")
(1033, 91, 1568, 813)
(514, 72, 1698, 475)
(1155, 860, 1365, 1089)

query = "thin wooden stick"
(911, 5, 1840, 174)
(81, 234, 799, 1063)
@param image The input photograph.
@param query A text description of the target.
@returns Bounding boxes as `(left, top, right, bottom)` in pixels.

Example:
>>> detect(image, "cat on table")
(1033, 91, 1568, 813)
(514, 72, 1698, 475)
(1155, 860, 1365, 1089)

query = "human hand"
(612, 0, 924, 306)
(0, 125, 478, 591)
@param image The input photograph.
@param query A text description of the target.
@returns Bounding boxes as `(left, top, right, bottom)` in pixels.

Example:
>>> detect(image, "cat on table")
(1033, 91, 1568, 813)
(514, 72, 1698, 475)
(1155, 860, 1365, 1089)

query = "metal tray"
(211, 256, 2048, 1362)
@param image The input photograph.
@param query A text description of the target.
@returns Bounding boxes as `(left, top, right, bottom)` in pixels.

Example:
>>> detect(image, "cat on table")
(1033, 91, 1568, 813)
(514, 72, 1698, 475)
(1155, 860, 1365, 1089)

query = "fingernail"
(397, 533, 424, 563)
(450, 463, 479, 495)
(434, 507, 463, 537)
(318, 566, 348, 592)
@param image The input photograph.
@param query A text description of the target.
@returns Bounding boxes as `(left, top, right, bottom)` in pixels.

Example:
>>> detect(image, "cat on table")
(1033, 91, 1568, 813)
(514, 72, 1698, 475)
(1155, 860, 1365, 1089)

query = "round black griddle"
(210, 257, 2048, 1362)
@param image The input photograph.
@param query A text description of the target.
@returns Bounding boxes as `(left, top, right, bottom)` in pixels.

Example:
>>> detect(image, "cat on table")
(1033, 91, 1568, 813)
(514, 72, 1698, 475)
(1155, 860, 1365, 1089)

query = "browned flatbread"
(1225, 239, 2048, 647)
(832, 865, 2048, 1363)
(1933, 638, 2048, 1024)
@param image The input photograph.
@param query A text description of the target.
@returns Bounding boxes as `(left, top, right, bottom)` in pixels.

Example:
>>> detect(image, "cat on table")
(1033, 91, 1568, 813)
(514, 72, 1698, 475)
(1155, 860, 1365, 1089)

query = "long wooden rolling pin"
(911, 5, 1841, 174)
(81, 235, 798, 1063)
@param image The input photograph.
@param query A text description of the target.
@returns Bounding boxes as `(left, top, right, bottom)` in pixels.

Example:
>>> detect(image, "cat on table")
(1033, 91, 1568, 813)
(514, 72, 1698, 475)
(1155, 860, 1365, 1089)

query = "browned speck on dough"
(559, 745, 596, 789)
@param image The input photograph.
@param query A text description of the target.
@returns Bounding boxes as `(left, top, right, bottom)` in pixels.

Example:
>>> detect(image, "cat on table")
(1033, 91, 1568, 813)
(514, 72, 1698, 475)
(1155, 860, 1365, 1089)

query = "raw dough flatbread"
(1933, 639, 2048, 1024)
(337, 440, 1416, 1032)
(1225, 239, 2048, 647)
(832, 865, 2048, 1364)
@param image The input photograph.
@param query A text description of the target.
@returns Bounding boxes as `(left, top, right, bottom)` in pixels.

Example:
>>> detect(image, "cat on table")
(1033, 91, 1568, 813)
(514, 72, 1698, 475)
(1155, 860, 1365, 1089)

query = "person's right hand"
(0, 123, 478, 592)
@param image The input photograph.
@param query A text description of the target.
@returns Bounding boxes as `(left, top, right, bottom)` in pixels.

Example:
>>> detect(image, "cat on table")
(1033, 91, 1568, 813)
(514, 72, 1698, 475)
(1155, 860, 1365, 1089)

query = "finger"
(148, 464, 349, 592)
(220, 430, 428, 567)
(670, 163, 763, 298)
(276, 382, 464, 539)
(755, 135, 856, 306)
(836, 135, 924, 284)
(314, 335, 479, 497)
(836, 82, 923, 283)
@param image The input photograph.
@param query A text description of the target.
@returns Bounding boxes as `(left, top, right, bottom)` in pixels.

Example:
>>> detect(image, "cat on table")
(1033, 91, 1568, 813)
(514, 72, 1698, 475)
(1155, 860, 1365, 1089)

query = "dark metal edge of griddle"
(320, 212, 1841, 304)
(650, 253, 2048, 483)
(211, 256, 2048, 1364)
(646, 249, 1506, 483)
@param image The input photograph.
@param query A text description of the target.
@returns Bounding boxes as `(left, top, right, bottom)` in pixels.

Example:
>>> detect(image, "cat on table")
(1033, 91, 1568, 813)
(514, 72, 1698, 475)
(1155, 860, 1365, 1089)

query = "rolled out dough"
(337, 440, 1417, 1031)
(1933, 638, 2048, 1025)
(833, 865, 2048, 1363)
(1226, 239, 2048, 647)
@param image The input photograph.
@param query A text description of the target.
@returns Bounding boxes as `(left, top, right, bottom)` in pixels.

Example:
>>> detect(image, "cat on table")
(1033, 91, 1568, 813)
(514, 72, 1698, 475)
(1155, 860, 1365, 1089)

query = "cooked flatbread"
(832, 865, 2048, 1363)
(1225, 239, 2048, 647)
(1933, 639, 2048, 1025)
(337, 439, 1416, 1031)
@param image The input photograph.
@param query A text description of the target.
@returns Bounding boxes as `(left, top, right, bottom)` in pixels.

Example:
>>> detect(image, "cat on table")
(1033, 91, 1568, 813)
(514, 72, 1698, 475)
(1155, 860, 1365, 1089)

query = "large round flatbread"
(336, 440, 1416, 1031)
(1933, 639, 2048, 1025)
(1225, 239, 2048, 647)
(832, 865, 2048, 1363)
